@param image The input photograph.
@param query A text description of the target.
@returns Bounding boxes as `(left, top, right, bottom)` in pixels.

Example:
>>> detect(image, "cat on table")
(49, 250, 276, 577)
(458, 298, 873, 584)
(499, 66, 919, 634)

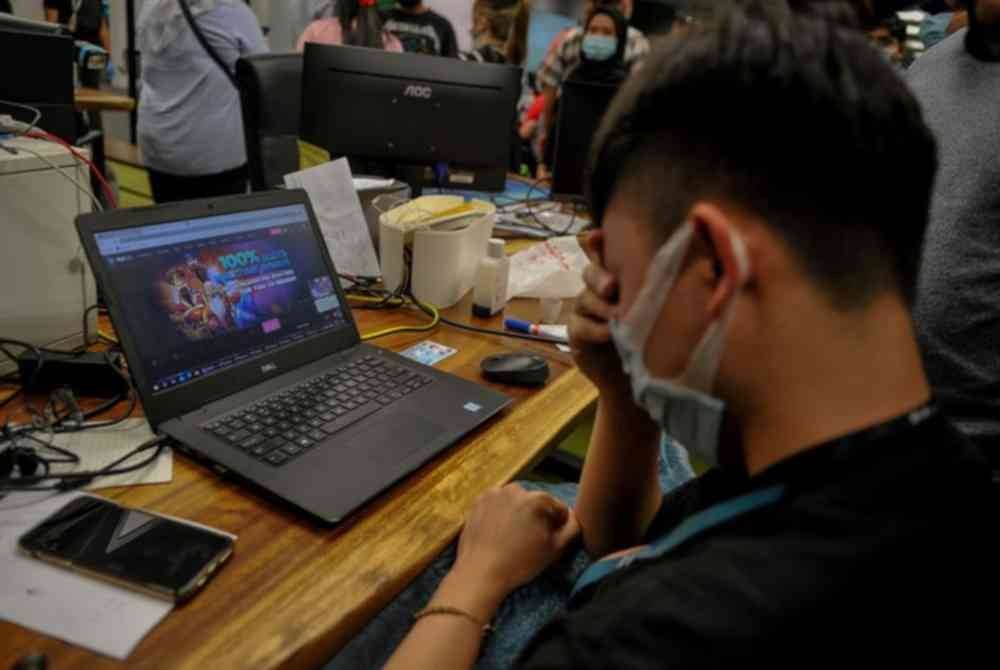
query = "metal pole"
(126, 0, 138, 144)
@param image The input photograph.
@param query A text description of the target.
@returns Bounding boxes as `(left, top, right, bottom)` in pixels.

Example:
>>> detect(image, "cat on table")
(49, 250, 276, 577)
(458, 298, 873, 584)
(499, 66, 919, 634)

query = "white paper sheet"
(285, 158, 381, 281)
(0, 492, 173, 660)
(507, 236, 589, 300)
(44, 419, 172, 490)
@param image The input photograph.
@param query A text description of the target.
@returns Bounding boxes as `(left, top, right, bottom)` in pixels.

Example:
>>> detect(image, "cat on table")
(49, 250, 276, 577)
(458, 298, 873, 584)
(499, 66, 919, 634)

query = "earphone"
(0, 445, 43, 479)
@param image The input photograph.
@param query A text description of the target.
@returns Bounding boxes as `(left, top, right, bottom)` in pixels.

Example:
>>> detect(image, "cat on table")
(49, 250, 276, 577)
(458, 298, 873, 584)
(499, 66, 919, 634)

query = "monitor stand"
(396, 164, 427, 198)
(347, 158, 505, 198)
(347, 158, 427, 198)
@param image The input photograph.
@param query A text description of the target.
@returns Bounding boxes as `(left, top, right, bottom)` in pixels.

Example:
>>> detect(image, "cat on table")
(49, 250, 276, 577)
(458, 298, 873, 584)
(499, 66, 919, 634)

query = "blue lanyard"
(570, 484, 786, 602)
(569, 404, 936, 603)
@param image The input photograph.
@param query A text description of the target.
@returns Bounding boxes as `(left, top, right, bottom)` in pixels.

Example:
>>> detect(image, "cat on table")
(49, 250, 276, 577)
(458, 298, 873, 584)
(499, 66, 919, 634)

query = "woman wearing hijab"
(565, 5, 629, 85)
(541, 6, 629, 174)
(137, 0, 268, 203)
(296, 0, 404, 52)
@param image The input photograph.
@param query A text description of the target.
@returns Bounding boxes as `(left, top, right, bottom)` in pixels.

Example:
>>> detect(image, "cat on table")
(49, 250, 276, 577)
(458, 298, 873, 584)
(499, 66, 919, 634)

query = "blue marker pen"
(503, 318, 569, 342)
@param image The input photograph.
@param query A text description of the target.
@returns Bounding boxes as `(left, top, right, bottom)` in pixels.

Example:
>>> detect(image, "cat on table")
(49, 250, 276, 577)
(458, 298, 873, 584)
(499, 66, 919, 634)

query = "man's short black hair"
(588, 1, 938, 309)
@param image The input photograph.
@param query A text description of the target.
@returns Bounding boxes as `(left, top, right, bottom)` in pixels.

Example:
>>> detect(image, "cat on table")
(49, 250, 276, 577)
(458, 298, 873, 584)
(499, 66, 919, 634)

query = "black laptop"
(76, 190, 510, 523)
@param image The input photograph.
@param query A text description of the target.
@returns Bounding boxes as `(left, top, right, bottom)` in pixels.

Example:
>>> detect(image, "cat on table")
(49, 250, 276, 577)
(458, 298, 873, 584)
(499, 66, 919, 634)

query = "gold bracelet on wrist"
(413, 605, 495, 637)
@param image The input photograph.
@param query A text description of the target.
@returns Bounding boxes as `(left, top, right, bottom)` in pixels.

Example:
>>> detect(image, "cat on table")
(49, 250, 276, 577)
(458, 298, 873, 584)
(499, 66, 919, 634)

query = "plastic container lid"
(487, 238, 506, 260)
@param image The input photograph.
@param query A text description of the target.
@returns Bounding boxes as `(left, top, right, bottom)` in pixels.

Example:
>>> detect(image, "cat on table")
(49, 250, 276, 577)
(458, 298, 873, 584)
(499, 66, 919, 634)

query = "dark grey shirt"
(907, 30, 1000, 454)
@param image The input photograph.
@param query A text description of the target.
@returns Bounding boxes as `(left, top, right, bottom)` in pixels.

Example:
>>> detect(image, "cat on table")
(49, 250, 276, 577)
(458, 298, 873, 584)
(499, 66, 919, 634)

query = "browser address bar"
(97, 207, 308, 255)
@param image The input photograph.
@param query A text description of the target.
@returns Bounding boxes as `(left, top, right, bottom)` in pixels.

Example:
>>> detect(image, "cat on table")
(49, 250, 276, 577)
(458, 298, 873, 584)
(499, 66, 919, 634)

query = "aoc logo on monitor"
(403, 84, 433, 99)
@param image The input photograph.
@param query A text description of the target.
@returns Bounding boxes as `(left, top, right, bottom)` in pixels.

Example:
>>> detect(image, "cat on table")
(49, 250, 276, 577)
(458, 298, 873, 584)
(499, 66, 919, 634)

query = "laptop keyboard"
(201, 355, 433, 467)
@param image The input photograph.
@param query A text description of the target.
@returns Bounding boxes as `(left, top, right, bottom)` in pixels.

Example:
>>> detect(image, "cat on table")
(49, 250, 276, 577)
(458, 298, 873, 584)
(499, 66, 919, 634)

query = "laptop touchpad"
(347, 412, 445, 465)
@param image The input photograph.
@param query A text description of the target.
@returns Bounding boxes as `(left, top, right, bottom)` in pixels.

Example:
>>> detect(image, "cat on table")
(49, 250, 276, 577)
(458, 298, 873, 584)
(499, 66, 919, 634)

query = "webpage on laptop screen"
(94, 205, 350, 395)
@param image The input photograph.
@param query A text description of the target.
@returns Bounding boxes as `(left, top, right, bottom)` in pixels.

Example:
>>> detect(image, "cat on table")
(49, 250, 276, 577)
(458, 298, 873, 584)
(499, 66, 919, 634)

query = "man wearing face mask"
(327, 3, 995, 669)
(907, 1, 1000, 466)
(383, 0, 459, 56)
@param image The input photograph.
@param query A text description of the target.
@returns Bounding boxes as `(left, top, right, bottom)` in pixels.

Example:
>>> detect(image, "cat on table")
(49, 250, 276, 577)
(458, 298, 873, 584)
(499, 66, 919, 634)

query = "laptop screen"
(94, 204, 351, 396)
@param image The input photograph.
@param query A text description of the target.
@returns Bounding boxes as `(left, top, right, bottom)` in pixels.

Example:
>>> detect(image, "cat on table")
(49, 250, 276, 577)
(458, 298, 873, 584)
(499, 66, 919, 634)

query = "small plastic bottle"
(472, 238, 510, 318)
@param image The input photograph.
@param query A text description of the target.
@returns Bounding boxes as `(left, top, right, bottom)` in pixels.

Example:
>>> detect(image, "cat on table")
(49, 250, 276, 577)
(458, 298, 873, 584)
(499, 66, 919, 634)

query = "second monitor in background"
(300, 43, 522, 195)
(551, 80, 619, 203)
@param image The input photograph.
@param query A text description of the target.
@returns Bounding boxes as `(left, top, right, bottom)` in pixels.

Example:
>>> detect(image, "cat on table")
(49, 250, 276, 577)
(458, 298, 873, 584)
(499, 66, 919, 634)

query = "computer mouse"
(480, 352, 550, 387)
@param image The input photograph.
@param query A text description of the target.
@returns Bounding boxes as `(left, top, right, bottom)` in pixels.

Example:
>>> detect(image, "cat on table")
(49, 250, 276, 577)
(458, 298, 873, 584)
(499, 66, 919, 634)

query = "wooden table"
(0, 293, 598, 669)
(75, 88, 136, 113)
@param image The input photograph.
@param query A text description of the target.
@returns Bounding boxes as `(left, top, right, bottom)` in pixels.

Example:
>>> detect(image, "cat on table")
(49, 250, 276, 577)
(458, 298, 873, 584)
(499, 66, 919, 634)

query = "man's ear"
(689, 203, 750, 320)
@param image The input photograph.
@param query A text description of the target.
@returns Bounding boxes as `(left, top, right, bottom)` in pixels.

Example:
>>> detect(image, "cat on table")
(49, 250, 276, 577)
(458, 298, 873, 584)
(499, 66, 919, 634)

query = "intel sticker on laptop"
(400, 340, 457, 367)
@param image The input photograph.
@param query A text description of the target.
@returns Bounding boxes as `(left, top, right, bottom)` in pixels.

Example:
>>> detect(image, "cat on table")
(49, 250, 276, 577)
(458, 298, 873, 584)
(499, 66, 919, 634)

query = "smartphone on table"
(19, 495, 235, 603)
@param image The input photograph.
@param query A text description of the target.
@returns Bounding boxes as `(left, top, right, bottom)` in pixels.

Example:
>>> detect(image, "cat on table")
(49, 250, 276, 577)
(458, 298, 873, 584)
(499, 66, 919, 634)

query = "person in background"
(541, 5, 629, 171)
(137, 0, 268, 203)
(269, 0, 333, 52)
(565, 6, 629, 85)
(329, 3, 994, 667)
(920, 0, 968, 48)
(536, 0, 648, 176)
(462, 0, 524, 63)
(908, 0, 1000, 464)
(383, 0, 459, 56)
(457, 0, 531, 173)
(297, 0, 404, 52)
(44, 0, 110, 51)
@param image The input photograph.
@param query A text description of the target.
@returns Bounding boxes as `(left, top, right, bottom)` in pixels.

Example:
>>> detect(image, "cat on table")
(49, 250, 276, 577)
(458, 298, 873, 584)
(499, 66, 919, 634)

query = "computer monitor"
(0, 12, 64, 35)
(550, 79, 620, 202)
(300, 43, 522, 194)
(0, 26, 76, 142)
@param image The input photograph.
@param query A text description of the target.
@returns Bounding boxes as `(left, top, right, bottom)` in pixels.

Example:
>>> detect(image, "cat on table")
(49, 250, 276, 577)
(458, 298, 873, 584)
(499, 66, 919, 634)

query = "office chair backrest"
(236, 53, 303, 191)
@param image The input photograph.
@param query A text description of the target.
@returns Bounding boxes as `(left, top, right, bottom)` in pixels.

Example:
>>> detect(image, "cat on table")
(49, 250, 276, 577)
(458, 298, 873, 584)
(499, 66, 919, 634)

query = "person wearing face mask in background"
(297, 0, 404, 52)
(566, 5, 629, 83)
(536, 0, 648, 177)
(383, 0, 459, 56)
(919, 0, 968, 49)
(907, 0, 1000, 467)
(326, 3, 995, 669)
(541, 5, 628, 173)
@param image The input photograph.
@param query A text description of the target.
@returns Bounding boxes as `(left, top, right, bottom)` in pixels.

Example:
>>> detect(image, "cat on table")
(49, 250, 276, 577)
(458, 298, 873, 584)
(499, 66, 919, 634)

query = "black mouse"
(481, 352, 550, 387)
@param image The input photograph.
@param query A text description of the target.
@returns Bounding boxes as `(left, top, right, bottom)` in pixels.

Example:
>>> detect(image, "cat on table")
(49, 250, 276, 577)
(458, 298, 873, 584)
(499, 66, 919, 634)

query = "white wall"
(11, 0, 43, 19)
(254, 0, 271, 31)
(110, 0, 129, 78)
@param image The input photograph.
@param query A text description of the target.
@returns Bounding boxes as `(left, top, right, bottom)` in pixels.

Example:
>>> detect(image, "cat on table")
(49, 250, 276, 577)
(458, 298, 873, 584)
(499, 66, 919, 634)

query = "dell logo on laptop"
(403, 84, 432, 99)
(261, 362, 278, 374)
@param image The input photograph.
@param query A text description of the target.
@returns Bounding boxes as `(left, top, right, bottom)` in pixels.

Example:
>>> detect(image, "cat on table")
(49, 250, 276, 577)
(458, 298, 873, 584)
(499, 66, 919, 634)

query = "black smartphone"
(18, 496, 235, 602)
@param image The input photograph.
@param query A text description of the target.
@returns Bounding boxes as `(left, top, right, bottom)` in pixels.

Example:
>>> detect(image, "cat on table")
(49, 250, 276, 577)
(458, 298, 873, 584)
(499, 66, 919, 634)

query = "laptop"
(76, 190, 510, 524)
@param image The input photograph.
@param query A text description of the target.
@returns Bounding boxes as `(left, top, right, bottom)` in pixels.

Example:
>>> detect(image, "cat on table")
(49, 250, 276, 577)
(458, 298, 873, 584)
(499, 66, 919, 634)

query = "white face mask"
(609, 222, 749, 466)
